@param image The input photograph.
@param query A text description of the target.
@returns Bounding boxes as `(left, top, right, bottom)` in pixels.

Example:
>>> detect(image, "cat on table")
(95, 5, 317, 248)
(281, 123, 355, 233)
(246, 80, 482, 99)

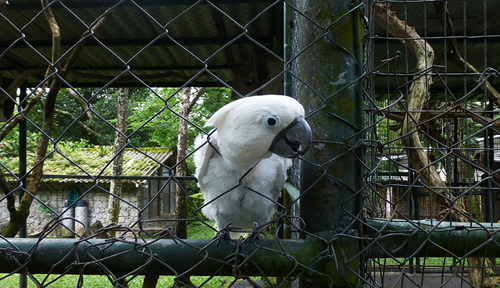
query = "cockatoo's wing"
(193, 129, 218, 185)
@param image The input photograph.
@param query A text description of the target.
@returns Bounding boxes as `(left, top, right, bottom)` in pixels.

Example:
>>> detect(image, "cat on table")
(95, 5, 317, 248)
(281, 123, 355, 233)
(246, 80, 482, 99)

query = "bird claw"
(249, 222, 264, 241)
(213, 223, 239, 241)
(213, 222, 266, 242)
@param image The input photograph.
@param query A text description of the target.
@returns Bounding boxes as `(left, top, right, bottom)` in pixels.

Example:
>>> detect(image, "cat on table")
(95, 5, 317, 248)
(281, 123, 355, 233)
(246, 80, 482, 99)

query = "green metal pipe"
(18, 86, 27, 288)
(18, 87, 27, 238)
(3, 219, 500, 277)
(283, 1, 292, 97)
(0, 237, 330, 279)
(366, 218, 500, 258)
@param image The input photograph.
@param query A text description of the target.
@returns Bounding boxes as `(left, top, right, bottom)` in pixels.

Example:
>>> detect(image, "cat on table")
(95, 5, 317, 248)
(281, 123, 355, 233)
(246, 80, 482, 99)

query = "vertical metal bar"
(408, 162, 415, 274)
(283, 1, 292, 98)
(295, 0, 363, 286)
(486, 100, 494, 223)
(283, 0, 293, 242)
(484, 0, 494, 224)
(18, 87, 27, 288)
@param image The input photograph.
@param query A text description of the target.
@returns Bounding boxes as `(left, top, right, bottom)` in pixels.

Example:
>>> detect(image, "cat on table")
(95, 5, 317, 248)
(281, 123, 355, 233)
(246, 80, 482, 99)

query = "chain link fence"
(364, 0, 500, 287)
(1, 0, 500, 287)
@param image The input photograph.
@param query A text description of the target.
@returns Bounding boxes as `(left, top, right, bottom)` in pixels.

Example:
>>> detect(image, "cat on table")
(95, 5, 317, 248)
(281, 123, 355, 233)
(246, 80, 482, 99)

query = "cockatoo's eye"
(263, 115, 281, 130)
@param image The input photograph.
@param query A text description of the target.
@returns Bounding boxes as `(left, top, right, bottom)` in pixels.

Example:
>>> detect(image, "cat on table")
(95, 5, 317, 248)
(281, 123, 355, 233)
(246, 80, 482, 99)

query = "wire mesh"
(1, 0, 499, 287)
(1, 1, 362, 287)
(363, 0, 500, 287)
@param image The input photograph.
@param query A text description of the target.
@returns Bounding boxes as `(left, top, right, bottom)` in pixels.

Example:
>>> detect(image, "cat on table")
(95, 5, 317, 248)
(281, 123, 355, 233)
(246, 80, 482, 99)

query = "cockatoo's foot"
(249, 222, 264, 240)
(213, 223, 240, 240)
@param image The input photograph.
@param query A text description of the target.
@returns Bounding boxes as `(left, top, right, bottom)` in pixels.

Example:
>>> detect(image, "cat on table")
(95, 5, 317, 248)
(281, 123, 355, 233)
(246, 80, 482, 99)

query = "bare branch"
(42, 0, 61, 67)
(54, 108, 110, 144)
(67, 89, 92, 120)
(188, 87, 205, 112)
(375, 108, 500, 128)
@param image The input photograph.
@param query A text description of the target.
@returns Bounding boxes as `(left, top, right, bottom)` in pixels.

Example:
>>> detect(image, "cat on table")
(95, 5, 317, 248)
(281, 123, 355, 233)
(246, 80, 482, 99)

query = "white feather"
(194, 95, 305, 238)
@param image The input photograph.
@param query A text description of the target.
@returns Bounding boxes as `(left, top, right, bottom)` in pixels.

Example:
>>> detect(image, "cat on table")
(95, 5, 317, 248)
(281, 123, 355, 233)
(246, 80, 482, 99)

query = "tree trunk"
(0, 7, 112, 237)
(107, 88, 129, 238)
(174, 87, 204, 238)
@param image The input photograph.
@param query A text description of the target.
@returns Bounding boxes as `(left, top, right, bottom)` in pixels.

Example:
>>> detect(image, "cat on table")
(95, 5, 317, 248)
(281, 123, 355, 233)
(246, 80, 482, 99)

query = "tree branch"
(375, 107, 500, 129)
(1, 4, 113, 237)
(54, 108, 110, 144)
(188, 87, 205, 112)
(42, 0, 61, 68)
(0, 171, 15, 230)
(67, 89, 92, 120)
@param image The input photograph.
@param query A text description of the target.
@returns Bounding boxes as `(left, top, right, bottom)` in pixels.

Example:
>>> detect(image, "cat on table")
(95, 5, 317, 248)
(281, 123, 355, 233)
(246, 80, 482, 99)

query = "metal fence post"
(294, 0, 364, 287)
(18, 86, 27, 288)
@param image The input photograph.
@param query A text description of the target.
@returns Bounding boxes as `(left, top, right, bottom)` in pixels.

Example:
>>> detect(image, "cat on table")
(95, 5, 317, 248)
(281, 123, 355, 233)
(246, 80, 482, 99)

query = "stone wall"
(0, 180, 140, 236)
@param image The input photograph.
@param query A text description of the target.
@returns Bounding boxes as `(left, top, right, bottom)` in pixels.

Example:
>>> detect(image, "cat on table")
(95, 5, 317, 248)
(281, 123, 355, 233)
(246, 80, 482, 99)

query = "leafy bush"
(0, 140, 18, 157)
(187, 193, 207, 221)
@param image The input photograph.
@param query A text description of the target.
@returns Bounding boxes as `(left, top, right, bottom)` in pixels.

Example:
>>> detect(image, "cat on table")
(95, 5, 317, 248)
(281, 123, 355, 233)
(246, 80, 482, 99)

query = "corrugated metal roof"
(3, 147, 174, 183)
(0, 0, 282, 88)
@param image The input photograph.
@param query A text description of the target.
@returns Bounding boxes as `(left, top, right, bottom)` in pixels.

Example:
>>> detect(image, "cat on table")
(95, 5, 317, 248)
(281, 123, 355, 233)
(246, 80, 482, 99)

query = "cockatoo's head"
(205, 95, 312, 169)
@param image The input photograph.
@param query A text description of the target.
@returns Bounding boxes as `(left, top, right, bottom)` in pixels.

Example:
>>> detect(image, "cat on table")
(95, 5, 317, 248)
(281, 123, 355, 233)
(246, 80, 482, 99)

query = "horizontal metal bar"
(21, 81, 233, 89)
(284, 182, 300, 209)
(4, 173, 197, 181)
(371, 34, 500, 44)
(3, 218, 500, 276)
(0, 237, 326, 277)
(0, 36, 272, 50)
(0, 65, 238, 73)
(366, 218, 500, 258)
(8, 0, 275, 10)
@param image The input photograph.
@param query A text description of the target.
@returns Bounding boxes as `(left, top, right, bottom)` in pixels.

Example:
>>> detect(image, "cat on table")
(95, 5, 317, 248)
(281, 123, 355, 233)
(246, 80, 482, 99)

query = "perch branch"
(42, 0, 61, 68)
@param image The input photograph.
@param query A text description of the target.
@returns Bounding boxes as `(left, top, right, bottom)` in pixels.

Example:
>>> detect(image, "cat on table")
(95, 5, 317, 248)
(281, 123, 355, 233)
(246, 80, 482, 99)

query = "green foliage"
(187, 220, 216, 239)
(0, 128, 38, 158)
(128, 87, 231, 149)
(3, 87, 231, 156)
(0, 139, 18, 157)
(95, 145, 113, 157)
(57, 139, 92, 154)
(187, 193, 207, 221)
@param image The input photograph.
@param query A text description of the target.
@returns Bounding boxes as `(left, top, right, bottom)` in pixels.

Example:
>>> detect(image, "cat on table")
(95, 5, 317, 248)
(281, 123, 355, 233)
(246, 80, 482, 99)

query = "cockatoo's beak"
(269, 116, 312, 158)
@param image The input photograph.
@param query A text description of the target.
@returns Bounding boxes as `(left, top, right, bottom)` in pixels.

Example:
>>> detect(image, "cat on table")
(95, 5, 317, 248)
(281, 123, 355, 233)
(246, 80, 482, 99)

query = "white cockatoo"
(194, 95, 312, 238)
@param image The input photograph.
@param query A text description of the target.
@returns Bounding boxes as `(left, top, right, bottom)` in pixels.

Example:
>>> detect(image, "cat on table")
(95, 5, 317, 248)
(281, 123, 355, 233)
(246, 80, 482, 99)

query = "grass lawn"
(0, 274, 238, 288)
